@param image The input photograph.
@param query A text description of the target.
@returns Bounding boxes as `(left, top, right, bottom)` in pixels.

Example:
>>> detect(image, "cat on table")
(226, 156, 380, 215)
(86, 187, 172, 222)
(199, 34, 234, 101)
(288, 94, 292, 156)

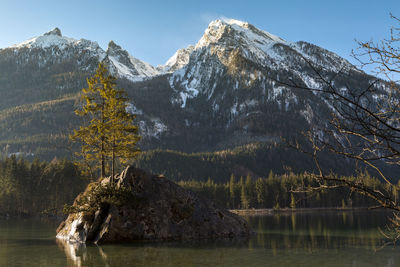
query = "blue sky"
(1, 0, 399, 70)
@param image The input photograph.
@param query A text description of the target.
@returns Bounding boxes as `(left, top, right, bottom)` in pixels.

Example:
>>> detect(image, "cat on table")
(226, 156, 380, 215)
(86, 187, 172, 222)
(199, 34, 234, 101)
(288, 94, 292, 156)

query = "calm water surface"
(0, 211, 399, 266)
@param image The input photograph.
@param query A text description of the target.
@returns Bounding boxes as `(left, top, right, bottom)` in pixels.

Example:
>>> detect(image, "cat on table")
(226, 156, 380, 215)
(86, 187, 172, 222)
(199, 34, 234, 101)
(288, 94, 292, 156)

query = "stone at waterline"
(56, 166, 251, 243)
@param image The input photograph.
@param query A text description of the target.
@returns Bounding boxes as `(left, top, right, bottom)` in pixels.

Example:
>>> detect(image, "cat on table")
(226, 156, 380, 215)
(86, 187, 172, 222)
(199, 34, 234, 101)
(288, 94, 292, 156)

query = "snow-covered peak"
(219, 18, 284, 43)
(162, 45, 195, 73)
(188, 18, 293, 71)
(161, 18, 289, 74)
(107, 40, 121, 52)
(167, 18, 359, 110)
(220, 18, 248, 27)
(106, 40, 159, 81)
(107, 40, 125, 56)
(7, 28, 158, 82)
(196, 19, 286, 49)
(44, 27, 62, 37)
(10, 28, 104, 56)
(11, 30, 74, 49)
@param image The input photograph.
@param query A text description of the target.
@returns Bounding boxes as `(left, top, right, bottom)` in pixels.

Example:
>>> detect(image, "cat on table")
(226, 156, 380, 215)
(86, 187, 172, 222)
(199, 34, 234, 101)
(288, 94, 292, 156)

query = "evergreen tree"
(240, 184, 249, 209)
(229, 174, 236, 208)
(70, 63, 140, 180)
(240, 176, 250, 209)
(290, 193, 296, 210)
(268, 170, 274, 180)
(245, 174, 254, 208)
(255, 177, 265, 208)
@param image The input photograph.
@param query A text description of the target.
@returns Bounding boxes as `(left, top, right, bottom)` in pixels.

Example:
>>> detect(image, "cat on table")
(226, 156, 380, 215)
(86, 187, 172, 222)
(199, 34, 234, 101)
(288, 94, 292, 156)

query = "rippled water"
(0, 210, 399, 266)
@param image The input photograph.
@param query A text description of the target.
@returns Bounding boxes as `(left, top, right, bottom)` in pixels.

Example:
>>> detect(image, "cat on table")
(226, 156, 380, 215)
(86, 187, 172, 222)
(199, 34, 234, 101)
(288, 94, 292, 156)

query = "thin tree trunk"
(101, 98, 105, 178)
(101, 144, 105, 178)
(111, 136, 115, 183)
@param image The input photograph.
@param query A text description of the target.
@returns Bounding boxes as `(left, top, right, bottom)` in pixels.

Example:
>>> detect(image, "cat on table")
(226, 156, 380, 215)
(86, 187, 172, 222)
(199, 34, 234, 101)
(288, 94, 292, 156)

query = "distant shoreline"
(0, 207, 386, 220)
(229, 207, 382, 216)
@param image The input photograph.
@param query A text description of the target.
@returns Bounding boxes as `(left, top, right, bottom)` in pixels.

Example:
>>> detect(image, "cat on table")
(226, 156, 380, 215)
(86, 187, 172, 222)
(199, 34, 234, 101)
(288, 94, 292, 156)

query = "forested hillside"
(134, 143, 363, 183)
(0, 156, 85, 216)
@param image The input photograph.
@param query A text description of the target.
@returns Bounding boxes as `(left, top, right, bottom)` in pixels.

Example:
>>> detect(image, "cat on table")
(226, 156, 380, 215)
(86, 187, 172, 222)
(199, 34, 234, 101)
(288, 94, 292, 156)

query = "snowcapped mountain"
(11, 28, 105, 54)
(0, 20, 384, 161)
(6, 27, 159, 82)
(167, 19, 359, 110)
(106, 41, 159, 81)
(8, 27, 106, 68)
(152, 18, 383, 151)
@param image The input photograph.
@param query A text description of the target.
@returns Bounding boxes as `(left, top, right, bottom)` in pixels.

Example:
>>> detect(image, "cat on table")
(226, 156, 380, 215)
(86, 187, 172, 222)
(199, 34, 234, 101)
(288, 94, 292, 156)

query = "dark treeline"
(0, 155, 393, 216)
(0, 156, 86, 216)
(134, 143, 359, 183)
(178, 172, 391, 209)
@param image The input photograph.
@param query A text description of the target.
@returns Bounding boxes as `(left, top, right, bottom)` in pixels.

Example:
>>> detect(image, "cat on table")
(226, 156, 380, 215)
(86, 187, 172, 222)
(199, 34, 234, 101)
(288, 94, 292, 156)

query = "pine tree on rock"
(71, 63, 140, 181)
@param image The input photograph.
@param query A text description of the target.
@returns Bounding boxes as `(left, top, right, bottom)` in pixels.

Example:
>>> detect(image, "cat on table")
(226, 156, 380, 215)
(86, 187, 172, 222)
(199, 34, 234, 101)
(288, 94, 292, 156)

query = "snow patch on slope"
(179, 87, 199, 108)
(169, 68, 201, 108)
(126, 103, 143, 115)
(128, 54, 159, 77)
(139, 119, 168, 139)
(109, 56, 143, 81)
(107, 41, 159, 81)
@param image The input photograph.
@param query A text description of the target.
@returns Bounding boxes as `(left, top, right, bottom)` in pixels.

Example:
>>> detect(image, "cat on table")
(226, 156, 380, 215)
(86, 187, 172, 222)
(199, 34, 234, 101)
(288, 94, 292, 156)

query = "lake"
(0, 210, 399, 266)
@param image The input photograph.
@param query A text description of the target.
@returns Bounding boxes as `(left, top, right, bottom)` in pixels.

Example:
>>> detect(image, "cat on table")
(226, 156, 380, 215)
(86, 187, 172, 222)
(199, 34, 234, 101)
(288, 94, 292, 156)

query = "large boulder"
(56, 166, 251, 243)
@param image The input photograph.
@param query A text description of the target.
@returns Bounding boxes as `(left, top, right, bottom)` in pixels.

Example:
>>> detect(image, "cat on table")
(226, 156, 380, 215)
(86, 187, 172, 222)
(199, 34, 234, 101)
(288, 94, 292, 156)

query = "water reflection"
(54, 211, 400, 267)
(57, 239, 116, 267)
(57, 237, 253, 266)
(245, 210, 388, 251)
(56, 240, 86, 267)
(1, 212, 398, 266)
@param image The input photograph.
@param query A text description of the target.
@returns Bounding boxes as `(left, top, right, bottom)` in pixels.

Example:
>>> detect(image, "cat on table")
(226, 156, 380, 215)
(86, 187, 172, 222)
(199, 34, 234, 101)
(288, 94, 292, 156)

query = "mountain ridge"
(4, 19, 359, 77)
(0, 19, 389, 177)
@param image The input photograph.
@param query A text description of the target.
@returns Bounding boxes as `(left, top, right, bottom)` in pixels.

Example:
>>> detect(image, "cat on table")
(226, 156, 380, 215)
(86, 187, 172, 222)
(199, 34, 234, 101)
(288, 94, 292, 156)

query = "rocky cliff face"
(56, 166, 251, 243)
